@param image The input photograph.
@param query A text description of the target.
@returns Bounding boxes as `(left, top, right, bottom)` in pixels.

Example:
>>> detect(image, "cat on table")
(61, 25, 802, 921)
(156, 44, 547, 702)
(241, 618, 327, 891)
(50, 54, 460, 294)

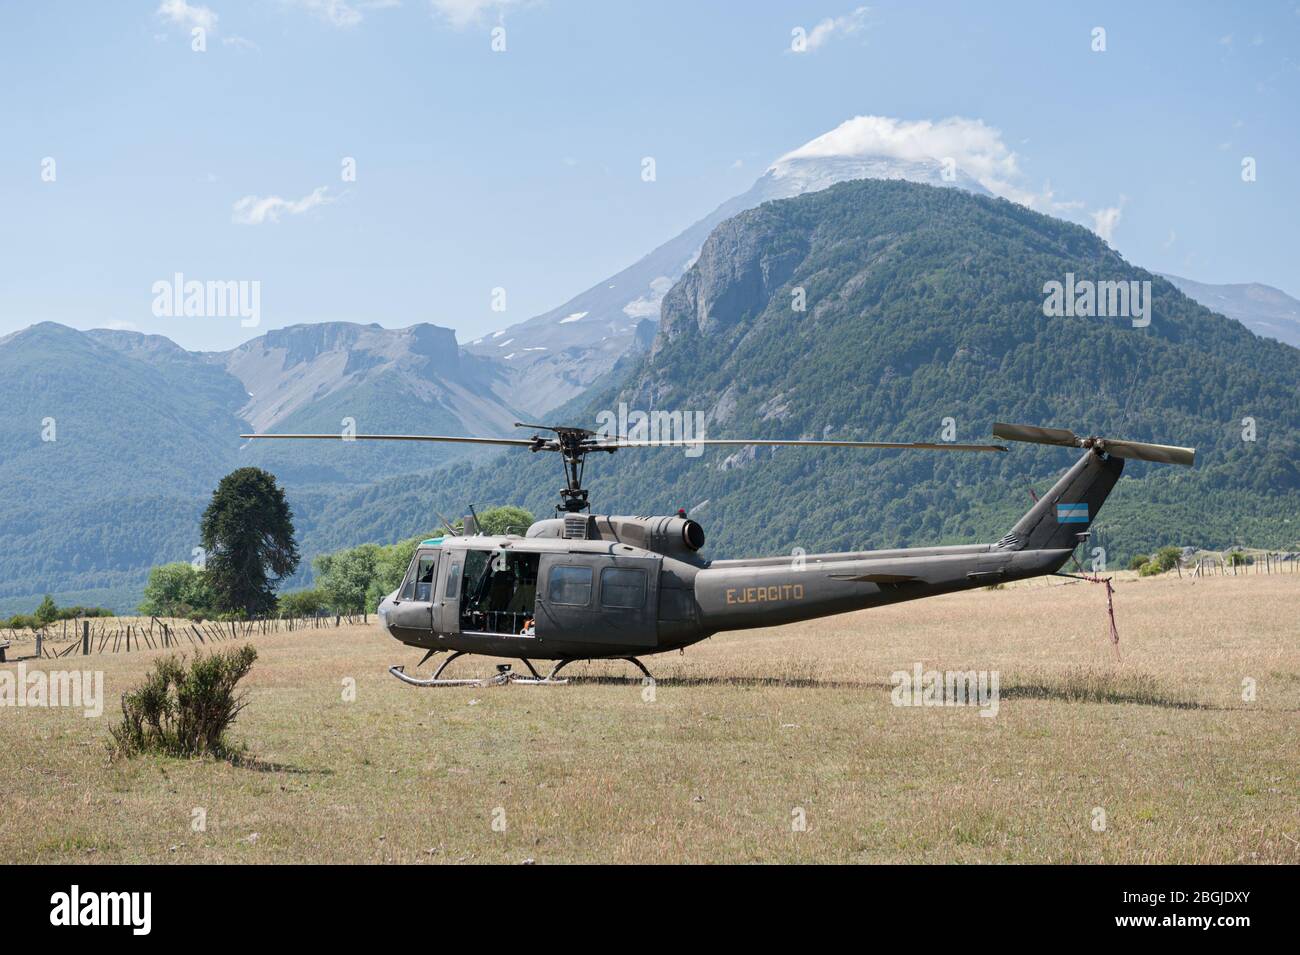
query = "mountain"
(212, 322, 520, 485)
(325, 179, 1300, 568)
(0, 323, 248, 612)
(1159, 274, 1300, 349)
(464, 155, 988, 414)
(0, 320, 518, 614)
(7, 146, 1299, 614)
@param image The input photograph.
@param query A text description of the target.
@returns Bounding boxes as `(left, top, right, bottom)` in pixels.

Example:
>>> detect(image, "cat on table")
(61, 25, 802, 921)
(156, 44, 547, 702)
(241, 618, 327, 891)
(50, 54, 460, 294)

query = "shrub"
(278, 587, 328, 617)
(35, 595, 58, 624)
(1152, 546, 1182, 572)
(1138, 561, 1162, 577)
(109, 645, 258, 760)
(139, 562, 214, 617)
(1128, 554, 1148, 570)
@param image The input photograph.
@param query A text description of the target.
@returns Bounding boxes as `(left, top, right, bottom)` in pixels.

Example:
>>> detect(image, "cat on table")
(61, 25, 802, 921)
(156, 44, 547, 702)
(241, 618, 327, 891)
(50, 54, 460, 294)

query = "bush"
(278, 588, 327, 617)
(1138, 561, 1162, 577)
(4, 613, 40, 630)
(1152, 546, 1182, 572)
(35, 595, 58, 624)
(1127, 554, 1149, 570)
(139, 562, 214, 617)
(109, 645, 258, 760)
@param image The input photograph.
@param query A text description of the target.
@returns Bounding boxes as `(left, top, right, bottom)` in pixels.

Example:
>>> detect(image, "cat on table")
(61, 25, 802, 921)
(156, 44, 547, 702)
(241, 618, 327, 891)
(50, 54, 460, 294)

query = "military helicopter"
(242, 421, 1194, 686)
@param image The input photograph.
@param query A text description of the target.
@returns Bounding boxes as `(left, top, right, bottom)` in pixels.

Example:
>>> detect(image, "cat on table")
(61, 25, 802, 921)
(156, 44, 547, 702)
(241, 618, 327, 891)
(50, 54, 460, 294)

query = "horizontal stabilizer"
(829, 572, 919, 584)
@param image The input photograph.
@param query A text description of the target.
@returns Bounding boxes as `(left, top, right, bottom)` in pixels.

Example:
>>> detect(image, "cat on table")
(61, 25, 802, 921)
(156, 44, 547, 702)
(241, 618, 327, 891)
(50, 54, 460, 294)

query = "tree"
(451, 505, 535, 536)
(313, 543, 381, 614)
(1152, 546, 1183, 572)
(139, 562, 213, 617)
(35, 594, 58, 625)
(200, 468, 299, 615)
(278, 588, 328, 617)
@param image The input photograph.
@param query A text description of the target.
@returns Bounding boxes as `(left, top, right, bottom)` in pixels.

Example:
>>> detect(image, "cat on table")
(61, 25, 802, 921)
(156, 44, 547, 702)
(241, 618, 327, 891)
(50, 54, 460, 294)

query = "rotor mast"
(515, 423, 610, 514)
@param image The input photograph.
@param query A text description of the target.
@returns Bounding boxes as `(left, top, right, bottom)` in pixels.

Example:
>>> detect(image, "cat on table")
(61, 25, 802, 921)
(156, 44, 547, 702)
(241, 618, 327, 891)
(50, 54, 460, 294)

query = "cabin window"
(459, 549, 539, 635)
(444, 561, 461, 600)
(548, 565, 593, 607)
(599, 567, 647, 609)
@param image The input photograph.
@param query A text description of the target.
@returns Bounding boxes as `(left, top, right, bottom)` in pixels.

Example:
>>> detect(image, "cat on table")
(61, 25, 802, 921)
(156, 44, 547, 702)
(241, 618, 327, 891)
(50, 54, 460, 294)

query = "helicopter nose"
(377, 593, 396, 634)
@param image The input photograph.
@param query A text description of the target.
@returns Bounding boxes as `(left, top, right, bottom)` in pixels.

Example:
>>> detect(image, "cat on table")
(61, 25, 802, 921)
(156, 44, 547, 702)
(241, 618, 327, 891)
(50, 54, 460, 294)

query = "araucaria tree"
(200, 468, 300, 615)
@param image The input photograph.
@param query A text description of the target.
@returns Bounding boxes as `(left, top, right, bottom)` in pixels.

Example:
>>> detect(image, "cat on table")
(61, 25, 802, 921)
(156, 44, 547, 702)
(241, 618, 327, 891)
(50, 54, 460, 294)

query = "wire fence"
(0, 612, 371, 661)
(1189, 552, 1298, 577)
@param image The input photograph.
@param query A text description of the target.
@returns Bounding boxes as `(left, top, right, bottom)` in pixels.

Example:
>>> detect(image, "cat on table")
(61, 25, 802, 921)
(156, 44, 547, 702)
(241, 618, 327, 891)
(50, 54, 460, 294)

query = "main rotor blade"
(240, 433, 543, 448)
(991, 422, 1080, 447)
(588, 439, 1008, 452)
(1100, 438, 1196, 467)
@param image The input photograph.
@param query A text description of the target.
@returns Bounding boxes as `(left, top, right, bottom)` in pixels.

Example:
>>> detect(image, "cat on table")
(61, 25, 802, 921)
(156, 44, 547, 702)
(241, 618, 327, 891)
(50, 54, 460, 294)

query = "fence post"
(82, 620, 89, 656)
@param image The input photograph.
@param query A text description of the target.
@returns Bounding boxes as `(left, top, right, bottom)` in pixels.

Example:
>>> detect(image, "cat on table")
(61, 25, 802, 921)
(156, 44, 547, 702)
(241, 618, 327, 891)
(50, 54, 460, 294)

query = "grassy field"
(2, 572, 1297, 864)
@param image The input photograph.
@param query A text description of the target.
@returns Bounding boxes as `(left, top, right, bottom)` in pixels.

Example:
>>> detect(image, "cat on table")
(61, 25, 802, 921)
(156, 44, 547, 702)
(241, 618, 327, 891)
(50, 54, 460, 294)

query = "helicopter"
(241, 421, 1195, 686)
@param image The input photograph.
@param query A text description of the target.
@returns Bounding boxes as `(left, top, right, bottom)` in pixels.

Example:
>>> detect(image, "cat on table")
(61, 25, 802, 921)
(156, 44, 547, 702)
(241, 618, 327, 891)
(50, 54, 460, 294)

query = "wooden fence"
(2, 612, 371, 661)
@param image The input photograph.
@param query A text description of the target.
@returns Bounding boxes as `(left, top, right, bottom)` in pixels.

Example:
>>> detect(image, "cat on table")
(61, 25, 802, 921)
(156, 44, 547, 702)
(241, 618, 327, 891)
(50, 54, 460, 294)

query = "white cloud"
(622, 276, 674, 319)
(1090, 200, 1125, 245)
(232, 186, 334, 225)
(429, 0, 526, 28)
(803, 6, 870, 52)
(156, 0, 217, 33)
(286, 0, 401, 28)
(772, 114, 1097, 220)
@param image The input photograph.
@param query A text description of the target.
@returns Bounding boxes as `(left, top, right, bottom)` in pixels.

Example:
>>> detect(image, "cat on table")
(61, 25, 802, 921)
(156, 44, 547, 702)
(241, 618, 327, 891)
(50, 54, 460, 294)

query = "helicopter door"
(537, 554, 660, 648)
(388, 549, 438, 639)
(434, 551, 463, 636)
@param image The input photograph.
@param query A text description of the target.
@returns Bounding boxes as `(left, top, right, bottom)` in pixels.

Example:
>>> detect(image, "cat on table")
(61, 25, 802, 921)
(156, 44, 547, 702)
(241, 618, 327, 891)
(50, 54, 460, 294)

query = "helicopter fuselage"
(376, 529, 1074, 662)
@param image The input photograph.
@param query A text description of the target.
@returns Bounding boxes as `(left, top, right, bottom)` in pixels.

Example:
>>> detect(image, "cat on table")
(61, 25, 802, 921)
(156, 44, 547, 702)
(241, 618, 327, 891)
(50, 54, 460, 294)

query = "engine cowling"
(526, 514, 705, 557)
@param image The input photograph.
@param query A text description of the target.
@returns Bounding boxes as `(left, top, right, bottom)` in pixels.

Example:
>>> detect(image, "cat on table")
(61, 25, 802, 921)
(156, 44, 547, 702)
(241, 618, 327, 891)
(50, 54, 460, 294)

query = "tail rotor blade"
(1101, 439, 1196, 467)
(991, 422, 1195, 467)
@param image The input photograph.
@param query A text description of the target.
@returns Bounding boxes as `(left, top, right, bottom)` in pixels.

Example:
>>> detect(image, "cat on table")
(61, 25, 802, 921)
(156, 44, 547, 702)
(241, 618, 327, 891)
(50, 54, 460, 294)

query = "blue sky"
(2, 0, 1298, 350)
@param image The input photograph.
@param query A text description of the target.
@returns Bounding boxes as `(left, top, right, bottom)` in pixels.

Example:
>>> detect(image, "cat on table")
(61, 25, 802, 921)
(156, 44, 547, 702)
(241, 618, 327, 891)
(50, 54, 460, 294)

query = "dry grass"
(2, 573, 1296, 864)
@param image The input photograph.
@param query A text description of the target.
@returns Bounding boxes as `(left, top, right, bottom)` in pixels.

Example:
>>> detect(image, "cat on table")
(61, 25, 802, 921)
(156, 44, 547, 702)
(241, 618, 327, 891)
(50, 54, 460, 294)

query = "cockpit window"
(399, 555, 419, 600)
(413, 555, 437, 602)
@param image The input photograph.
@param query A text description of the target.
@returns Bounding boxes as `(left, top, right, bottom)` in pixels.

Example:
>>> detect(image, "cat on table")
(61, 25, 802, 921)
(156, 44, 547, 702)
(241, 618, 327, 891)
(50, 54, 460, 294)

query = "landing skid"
(387, 650, 655, 687)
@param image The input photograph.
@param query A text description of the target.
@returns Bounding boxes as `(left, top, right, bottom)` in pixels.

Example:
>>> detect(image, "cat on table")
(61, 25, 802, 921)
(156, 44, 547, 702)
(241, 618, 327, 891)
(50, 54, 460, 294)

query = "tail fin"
(991, 422, 1195, 554)
(1000, 450, 1124, 552)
